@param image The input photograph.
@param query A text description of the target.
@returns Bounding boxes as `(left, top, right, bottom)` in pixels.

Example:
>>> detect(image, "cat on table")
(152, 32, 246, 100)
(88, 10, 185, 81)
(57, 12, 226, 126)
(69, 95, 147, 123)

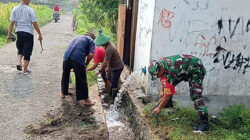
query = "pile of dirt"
(24, 88, 109, 140)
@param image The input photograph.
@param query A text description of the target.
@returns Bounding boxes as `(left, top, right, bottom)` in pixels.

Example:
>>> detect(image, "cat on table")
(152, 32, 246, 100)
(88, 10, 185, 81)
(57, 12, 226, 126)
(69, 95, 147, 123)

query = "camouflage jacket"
(159, 54, 206, 85)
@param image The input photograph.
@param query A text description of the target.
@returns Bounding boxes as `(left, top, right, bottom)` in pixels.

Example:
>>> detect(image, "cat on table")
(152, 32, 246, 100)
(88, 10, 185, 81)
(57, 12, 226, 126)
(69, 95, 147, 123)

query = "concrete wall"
(133, 0, 155, 71)
(147, 0, 250, 97)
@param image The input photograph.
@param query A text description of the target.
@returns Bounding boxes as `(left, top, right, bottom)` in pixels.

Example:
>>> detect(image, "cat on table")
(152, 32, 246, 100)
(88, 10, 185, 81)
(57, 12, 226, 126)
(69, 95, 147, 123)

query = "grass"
(0, 35, 6, 47)
(144, 103, 250, 140)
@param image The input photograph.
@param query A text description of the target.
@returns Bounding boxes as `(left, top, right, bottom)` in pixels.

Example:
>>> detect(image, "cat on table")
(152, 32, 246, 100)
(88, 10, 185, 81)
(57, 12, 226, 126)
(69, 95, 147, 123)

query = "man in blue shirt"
(61, 32, 95, 106)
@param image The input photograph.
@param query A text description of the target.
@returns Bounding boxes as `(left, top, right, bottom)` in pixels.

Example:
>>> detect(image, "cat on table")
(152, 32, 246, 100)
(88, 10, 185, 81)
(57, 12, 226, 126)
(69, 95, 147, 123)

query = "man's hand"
(6, 35, 11, 43)
(95, 71, 100, 76)
(38, 35, 43, 41)
(153, 107, 161, 114)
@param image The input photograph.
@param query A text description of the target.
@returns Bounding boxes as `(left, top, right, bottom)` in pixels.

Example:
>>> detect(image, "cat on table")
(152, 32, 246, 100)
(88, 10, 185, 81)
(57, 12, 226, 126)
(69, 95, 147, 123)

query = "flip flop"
(79, 100, 96, 106)
(16, 65, 22, 71)
(23, 69, 31, 75)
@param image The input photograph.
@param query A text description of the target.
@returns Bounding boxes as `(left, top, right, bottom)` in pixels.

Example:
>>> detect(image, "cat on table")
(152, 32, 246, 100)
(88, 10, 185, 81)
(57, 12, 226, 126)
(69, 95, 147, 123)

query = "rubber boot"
(165, 96, 173, 108)
(108, 87, 112, 96)
(193, 114, 209, 131)
(111, 89, 118, 104)
(111, 89, 118, 99)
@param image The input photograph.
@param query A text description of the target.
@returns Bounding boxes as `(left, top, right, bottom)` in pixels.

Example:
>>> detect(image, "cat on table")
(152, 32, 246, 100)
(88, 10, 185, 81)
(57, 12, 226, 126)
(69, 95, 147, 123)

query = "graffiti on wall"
(194, 34, 227, 57)
(158, 8, 175, 30)
(218, 17, 250, 38)
(182, 0, 209, 11)
(213, 46, 250, 74)
(157, 6, 250, 74)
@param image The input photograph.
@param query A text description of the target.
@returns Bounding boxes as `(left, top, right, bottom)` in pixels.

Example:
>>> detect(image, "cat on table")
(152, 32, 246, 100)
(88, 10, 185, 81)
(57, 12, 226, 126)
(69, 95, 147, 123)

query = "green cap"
(95, 29, 111, 46)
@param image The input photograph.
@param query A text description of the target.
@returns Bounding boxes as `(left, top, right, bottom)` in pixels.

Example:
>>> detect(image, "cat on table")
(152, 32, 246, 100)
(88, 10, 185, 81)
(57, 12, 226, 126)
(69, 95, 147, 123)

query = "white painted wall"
(133, 0, 155, 71)
(148, 0, 250, 96)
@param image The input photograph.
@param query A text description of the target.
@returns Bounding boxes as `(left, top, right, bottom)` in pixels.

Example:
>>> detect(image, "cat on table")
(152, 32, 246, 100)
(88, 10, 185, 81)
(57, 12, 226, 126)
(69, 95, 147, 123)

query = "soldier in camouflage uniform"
(148, 54, 209, 131)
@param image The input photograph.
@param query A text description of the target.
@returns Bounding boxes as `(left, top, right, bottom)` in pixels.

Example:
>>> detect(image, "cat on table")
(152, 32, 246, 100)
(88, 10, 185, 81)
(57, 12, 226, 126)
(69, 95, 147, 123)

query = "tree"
(79, 0, 119, 33)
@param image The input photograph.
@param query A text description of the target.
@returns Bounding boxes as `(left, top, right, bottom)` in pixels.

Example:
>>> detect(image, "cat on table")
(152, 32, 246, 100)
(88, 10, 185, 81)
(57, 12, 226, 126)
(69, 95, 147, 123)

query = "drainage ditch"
(97, 70, 158, 140)
(97, 74, 135, 140)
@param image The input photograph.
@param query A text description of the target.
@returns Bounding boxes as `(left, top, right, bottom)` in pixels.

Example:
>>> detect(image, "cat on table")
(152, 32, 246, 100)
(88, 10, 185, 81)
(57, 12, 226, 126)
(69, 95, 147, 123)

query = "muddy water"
(98, 71, 143, 140)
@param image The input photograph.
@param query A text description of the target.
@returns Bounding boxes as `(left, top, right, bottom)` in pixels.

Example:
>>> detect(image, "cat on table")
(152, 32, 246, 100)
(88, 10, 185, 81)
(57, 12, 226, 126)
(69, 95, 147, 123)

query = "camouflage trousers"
(188, 65, 208, 116)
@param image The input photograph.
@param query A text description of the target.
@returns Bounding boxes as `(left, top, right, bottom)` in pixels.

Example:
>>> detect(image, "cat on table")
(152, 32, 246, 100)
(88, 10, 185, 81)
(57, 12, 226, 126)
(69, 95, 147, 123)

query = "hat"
(148, 60, 164, 80)
(95, 29, 111, 46)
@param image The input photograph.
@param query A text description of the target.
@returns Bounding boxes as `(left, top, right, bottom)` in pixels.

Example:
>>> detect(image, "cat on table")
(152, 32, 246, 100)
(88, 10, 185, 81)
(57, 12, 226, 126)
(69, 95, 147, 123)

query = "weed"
(81, 121, 89, 129)
(143, 103, 250, 140)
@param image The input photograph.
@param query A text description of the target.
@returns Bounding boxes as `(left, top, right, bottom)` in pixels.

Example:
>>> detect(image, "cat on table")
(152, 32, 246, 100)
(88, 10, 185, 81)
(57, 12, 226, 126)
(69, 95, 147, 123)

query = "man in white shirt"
(7, 0, 42, 74)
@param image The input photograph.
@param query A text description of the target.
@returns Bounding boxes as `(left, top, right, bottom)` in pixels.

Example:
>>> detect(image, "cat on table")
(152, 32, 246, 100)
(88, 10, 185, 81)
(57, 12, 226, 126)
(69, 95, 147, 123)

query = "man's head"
(148, 60, 164, 80)
(22, 0, 30, 5)
(85, 32, 95, 40)
(55, 2, 58, 6)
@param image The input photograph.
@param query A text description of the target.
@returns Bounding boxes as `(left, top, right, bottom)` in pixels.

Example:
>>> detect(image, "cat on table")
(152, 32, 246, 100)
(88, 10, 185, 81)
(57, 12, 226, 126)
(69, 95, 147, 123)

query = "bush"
(217, 104, 250, 138)
(75, 0, 117, 44)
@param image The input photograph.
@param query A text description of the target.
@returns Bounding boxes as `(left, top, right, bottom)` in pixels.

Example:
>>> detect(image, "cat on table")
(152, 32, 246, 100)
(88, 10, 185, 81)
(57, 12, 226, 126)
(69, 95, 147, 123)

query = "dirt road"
(0, 13, 75, 140)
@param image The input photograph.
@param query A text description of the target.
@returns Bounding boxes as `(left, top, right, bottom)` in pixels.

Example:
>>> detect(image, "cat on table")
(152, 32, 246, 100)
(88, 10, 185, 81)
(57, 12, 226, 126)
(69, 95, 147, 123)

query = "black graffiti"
(246, 19, 250, 32)
(217, 18, 223, 34)
(213, 45, 227, 63)
(214, 47, 250, 74)
(217, 17, 250, 38)
(229, 18, 240, 38)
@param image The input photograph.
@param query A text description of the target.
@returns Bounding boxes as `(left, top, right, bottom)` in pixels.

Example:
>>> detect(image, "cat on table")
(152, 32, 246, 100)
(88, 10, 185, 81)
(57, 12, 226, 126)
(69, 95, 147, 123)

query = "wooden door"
(117, 4, 126, 58)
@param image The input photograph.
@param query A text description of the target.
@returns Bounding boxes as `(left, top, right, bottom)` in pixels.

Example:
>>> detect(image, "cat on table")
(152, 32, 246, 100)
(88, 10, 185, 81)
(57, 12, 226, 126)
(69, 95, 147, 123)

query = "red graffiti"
(158, 8, 175, 30)
(194, 34, 227, 56)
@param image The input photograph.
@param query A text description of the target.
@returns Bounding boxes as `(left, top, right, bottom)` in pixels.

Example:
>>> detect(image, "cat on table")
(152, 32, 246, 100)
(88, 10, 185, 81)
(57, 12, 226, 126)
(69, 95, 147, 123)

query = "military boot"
(193, 114, 209, 131)
(108, 87, 112, 96)
(111, 89, 118, 104)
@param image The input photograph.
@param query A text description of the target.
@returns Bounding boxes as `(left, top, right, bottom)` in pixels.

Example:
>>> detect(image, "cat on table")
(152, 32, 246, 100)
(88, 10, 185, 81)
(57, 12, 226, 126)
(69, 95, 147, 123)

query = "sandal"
(23, 70, 31, 75)
(79, 99, 96, 106)
(16, 65, 22, 71)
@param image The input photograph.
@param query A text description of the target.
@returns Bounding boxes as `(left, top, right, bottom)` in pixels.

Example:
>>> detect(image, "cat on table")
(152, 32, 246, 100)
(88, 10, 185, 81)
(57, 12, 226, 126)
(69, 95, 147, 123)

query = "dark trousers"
(16, 31, 34, 60)
(109, 67, 124, 88)
(61, 59, 88, 100)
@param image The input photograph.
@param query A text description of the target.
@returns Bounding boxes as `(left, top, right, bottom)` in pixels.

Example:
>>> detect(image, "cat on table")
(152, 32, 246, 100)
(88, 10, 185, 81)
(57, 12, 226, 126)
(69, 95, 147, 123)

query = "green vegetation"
(70, 0, 119, 86)
(75, 0, 119, 43)
(0, 2, 53, 48)
(144, 104, 250, 140)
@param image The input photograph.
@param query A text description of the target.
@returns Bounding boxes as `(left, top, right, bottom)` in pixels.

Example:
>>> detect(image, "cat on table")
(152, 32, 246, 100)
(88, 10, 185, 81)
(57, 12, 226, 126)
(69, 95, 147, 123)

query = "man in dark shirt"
(95, 30, 124, 100)
(61, 32, 95, 106)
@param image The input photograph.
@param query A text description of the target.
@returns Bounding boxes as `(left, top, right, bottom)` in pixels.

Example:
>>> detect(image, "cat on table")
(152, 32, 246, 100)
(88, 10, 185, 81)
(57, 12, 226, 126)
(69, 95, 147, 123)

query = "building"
(118, 0, 250, 113)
